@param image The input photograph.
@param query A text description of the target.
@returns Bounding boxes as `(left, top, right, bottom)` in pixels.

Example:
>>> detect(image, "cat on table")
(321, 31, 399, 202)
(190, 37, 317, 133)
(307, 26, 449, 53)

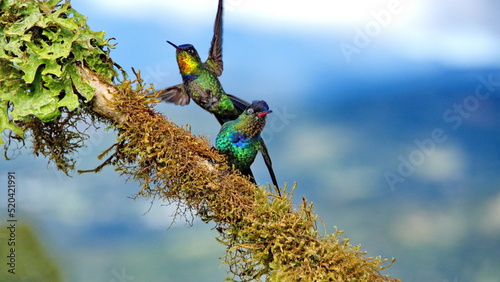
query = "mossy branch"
(72, 66, 399, 281)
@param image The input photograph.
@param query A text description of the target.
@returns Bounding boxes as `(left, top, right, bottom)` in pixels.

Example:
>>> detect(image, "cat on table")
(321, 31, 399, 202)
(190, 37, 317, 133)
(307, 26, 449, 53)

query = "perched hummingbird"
(216, 100, 278, 194)
(157, 0, 279, 190)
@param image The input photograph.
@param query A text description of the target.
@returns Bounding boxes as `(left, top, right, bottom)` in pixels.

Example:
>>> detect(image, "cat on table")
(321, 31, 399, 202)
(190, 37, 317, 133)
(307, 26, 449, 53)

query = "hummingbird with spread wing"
(158, 0, 239, 124)
(157, 0, 279, 190)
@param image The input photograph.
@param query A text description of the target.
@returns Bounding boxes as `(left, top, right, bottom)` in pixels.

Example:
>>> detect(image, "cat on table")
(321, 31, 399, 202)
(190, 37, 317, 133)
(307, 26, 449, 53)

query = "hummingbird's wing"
(259, 138, 281, 196)
(215, 115, 227, 126)
(227, 93, 250, 114)
(205, 0, 223, 76)
(157, 84, 191, 106)
(214, 94, 250, 125)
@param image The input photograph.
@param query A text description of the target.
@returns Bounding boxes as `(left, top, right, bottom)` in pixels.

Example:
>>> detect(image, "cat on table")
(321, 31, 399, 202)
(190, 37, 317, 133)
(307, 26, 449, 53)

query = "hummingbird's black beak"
(166, 40, 180, 51)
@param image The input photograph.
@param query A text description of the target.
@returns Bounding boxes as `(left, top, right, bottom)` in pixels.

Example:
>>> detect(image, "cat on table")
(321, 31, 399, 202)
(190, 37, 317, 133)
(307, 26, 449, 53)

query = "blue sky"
(1, 0, 499, 281)
(77, 0, 500, 68)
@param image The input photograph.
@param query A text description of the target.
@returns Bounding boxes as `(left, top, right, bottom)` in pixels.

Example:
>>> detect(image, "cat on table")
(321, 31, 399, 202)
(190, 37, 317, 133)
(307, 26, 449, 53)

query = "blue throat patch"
(230, 132, 249, 148)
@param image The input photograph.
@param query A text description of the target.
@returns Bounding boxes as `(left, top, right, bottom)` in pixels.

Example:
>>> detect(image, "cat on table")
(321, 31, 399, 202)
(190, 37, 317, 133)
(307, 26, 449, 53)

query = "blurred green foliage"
(0, 224, 62, 281)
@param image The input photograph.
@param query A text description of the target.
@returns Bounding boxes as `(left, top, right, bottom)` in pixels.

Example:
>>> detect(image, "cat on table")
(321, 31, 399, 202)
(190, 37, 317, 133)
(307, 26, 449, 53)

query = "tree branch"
(77, 65, 126, 125)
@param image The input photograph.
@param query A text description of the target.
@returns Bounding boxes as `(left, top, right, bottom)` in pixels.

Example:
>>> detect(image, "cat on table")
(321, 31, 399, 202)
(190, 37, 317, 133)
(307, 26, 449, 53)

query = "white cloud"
(283, 124, 381, 201)
(78, 0, 500, 69)
(393, 209, 466, 247)
(479, 192, 500, 236)
(21, 177, 93, 226)
(285, 125, 359, 166)
(81, 0, 388, 26)
(414, 146, 466, 182)
(326, 166, 379, 200)
(388, 23, 500, 68)
(15, 168, 145, 228)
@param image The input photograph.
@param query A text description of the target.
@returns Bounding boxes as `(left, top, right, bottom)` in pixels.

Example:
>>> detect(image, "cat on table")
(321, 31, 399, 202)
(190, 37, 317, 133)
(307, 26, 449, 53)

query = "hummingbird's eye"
(247, 108, 254, 115)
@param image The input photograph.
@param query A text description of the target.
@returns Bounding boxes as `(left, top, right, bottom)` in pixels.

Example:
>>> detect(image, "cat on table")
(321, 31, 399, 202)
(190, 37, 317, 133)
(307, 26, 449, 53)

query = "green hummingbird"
(157, 0, 279, 189)
(216, 100, 279, 194)
(157, 0, 241, 124)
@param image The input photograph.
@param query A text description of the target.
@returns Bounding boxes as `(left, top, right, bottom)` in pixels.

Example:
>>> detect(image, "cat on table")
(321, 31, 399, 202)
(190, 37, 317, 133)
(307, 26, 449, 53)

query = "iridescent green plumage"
(216, 101, 271, 181)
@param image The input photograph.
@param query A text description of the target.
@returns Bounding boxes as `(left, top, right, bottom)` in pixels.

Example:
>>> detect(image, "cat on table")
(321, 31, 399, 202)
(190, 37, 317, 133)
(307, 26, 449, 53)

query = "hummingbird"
(157, 0, 279, 190)
(216, 100, 279, 194)
(157, 0, 241, 124)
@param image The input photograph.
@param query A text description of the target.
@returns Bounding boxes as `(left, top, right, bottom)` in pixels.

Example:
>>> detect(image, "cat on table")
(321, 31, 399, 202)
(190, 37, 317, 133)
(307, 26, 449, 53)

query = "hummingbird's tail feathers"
(157, 84, 191, 106)
(206, 0, 224, 76)
(227, 93, 251, 114)
(259, 139, 281, 196)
